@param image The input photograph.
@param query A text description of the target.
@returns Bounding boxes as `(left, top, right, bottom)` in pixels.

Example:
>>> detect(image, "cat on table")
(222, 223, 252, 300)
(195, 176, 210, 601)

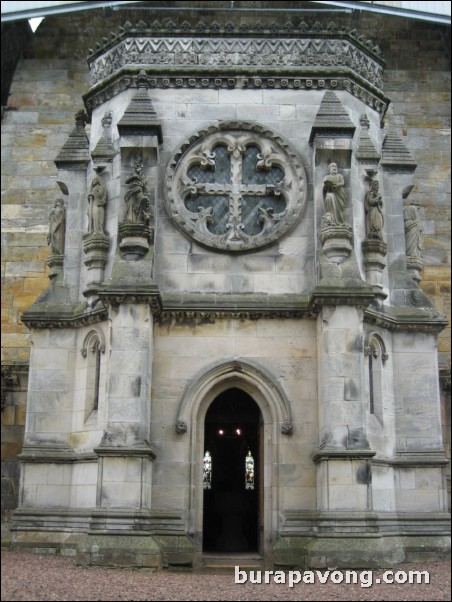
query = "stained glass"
(203, 450, 212, 490)
(245, 449, 255, 490)
(184, 142, 287, 237)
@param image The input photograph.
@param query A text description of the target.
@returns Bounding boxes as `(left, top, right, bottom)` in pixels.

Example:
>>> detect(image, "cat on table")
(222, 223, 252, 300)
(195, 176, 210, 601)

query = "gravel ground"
(1, 550, 450, 602)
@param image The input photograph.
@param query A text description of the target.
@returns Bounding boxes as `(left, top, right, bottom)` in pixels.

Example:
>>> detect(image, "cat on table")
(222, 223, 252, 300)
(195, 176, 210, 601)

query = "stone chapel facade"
(1, 2, 450, 569)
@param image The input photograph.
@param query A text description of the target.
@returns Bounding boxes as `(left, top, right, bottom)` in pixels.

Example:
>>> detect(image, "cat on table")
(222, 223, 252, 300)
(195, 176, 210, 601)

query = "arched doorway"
(202, 388, 262, 553)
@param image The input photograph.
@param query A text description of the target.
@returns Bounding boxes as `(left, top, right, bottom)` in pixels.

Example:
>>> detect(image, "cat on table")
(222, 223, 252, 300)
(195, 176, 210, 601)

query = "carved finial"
(75, 110, 88, 128)
(360, 113, 370, 129)
(136, 70, 148, 88)
(101, 111, 112, 129)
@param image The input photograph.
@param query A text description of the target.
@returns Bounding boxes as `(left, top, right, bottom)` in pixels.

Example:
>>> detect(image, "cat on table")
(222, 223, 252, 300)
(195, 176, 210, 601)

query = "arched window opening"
(245, 450, 255, 490)
(365, 334, 388, 420)
(81, 330, 105, 421)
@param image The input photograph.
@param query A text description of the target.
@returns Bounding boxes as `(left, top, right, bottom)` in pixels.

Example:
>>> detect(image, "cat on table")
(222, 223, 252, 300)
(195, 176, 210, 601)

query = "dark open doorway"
(202, 388, 261, 553)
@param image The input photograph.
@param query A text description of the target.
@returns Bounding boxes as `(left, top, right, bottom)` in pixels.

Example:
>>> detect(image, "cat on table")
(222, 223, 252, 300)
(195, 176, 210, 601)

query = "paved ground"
(1, 549, 451, 601)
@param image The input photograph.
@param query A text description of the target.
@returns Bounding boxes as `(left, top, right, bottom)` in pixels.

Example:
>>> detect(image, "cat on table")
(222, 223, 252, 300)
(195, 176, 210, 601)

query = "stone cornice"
(159, 292, 313, 323)
(365, 305, 448, 333)
(372, 451, 448, 468)
(20, 292, 448, 332)
(83, 21, 390, 116)
(20, 303, 108, 330)
(87, 19, 385, 65)
(18, 446, 97, 463)
(312, 449, 376, 463)
(94, 444, 156, 460)
(97, 285, 162, 313)
(310, 286, 378, 309)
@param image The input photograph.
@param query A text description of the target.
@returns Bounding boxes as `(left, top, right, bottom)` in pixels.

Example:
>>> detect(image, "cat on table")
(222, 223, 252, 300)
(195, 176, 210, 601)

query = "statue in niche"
(364, 178, 384, 241)
(403, 204, 423, 258)
(123, 160, 150, 224)
(47, 198, 66, 255)
(87, 174, 107, 235)
(322, 163, 347, 225)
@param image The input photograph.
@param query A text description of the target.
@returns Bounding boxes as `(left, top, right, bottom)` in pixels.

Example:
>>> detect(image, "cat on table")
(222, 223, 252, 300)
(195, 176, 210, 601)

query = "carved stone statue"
(47, 198, 66, 255)
(322, 163, 347, 225)
(123, 161, 150, 224)
(87, 175, 107, 234)
(404, 204, 423, 258)
(365, 179, 384, 241)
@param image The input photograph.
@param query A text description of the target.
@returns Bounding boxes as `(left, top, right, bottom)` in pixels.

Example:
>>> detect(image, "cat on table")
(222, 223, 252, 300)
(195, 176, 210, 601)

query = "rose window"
(164, 122, 307, 251)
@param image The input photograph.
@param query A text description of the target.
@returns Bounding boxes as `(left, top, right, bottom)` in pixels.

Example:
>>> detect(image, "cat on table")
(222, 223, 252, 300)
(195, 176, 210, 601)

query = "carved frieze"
(164, 121, 307, 252)
(88, 36, 383, 87)
(84, 20, 389, 115)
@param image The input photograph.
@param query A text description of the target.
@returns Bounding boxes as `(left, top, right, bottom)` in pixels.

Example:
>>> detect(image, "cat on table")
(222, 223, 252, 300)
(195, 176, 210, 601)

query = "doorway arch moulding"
(175, 358, 293, 436)
(175, 358, 293, 564)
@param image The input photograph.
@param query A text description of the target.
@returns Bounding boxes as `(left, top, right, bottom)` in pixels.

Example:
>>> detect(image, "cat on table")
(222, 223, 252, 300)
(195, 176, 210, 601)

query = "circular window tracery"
(164, 121, 307, 252)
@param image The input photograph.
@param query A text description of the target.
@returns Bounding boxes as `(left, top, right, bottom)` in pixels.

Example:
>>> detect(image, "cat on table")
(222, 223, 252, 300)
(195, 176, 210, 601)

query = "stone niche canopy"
(83, 18, 389, 116)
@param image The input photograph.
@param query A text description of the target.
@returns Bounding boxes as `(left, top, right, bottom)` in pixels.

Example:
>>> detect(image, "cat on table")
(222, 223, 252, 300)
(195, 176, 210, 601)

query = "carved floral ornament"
(164, 122, 307, 252)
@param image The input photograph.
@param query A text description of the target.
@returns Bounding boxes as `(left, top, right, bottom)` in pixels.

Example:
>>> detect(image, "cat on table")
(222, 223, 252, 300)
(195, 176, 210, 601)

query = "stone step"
(202, 553, 264, 570)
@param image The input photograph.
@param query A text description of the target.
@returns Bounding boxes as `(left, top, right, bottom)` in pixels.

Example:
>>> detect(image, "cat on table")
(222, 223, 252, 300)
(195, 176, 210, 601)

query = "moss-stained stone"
(76, 535, 161, 568)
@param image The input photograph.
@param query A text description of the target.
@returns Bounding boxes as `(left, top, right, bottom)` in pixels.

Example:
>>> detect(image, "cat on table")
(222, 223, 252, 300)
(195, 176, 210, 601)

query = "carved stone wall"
(1, 1, 450, 568)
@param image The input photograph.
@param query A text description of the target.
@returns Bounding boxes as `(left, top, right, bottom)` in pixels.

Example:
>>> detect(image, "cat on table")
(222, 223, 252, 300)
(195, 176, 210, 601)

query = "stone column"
(313, 302, 375, 512)
(94, 300, 156, 509)
(92, 73, 163, 510)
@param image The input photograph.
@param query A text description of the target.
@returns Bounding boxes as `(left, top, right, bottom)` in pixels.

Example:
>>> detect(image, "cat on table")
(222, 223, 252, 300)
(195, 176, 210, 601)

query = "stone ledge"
(312, 449, 376, 463)
(18, 446, 97, 463)
(365, 305, 448, 333)
(373, 451, 449, 468)
(21, 302, 107, 329)
(94, 444, 156, 460)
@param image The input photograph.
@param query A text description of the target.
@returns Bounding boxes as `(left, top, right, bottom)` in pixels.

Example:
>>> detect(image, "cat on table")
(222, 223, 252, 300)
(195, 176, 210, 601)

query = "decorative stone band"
(18, 445, 98, 463)
(20, 293, 447, 332)
(84, 21, 389, 115)
(365, 306, 448, 334)
(94, 444, 157, 459)
(47, 253, 65, 268)
(362, 239, 388, 256)
(118, 222, 154, 260)
(87, 19, 384, 65)
(118, 222, 153, 243)
(312, 449, 376, 463)
(82, 232, 111, 270)
(82, 232, 111, 255)
(20, 303, 107, 330)
(85, 73, 389, 117)
(319, 223, 353, 245)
